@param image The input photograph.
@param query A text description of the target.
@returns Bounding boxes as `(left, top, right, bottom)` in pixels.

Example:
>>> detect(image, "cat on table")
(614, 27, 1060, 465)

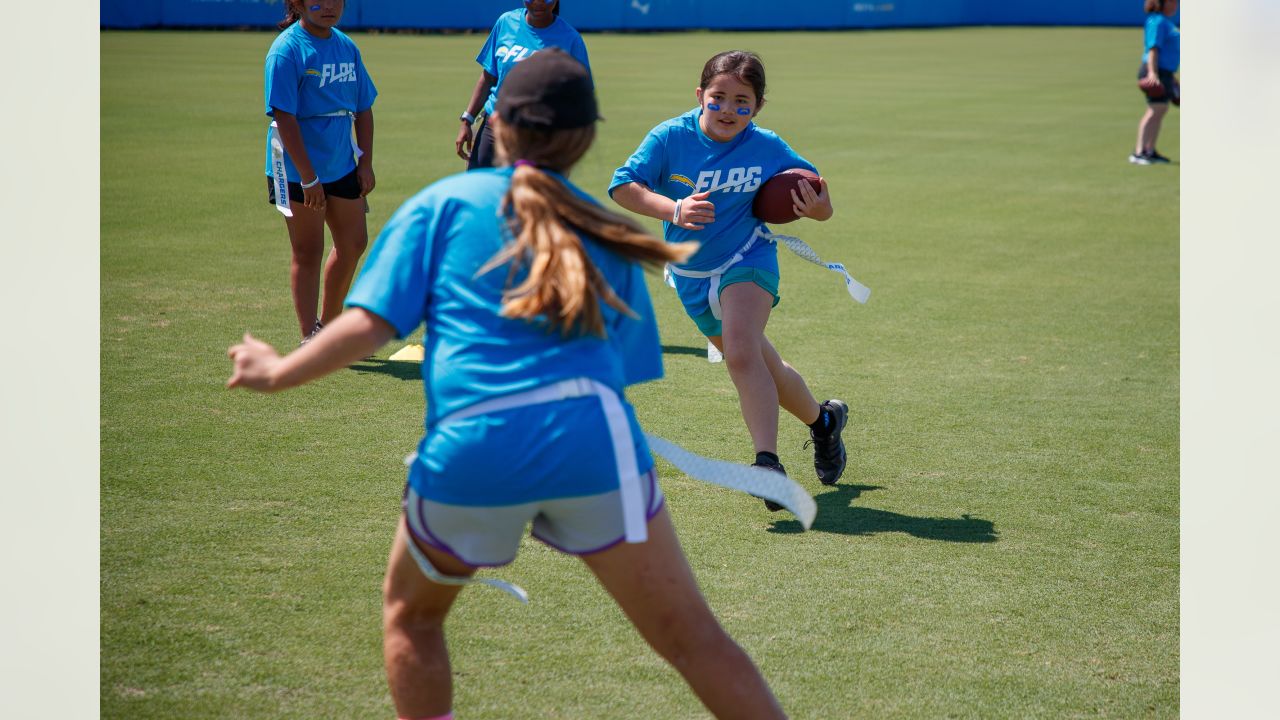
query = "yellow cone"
(388, 344, 425, 362)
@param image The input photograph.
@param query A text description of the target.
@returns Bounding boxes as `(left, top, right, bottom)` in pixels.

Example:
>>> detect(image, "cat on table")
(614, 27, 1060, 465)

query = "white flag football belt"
(267, 111, 362, 218)
(404, 377, 817, 603)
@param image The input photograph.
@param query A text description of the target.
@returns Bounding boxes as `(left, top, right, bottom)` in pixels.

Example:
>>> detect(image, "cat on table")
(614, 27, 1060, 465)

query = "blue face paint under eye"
(309, 4, 321, 10)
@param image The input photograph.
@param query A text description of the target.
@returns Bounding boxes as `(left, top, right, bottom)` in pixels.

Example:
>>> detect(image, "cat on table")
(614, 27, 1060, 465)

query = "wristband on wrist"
(300, 176, 321, 189)
(672, 198, 683, 225)
(460, 111, 475, 124)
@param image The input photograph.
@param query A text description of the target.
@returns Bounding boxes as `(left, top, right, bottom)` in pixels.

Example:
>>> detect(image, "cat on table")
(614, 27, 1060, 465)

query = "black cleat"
(751, 457, 787, 512)
(300, 320, 324, 347)
(810, 399, 849, 485)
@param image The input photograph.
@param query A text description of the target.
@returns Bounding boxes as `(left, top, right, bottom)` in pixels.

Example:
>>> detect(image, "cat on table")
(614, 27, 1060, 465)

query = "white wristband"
(673, 198, 683, 225)
(300, 176, 321, 189)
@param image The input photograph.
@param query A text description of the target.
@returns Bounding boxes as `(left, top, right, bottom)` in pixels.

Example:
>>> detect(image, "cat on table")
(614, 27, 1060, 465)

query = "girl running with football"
(264, 0, 377, 343)
(230, 50, 786, 720)
(455, 0, 592, 169)
(610, 50, 849, 505)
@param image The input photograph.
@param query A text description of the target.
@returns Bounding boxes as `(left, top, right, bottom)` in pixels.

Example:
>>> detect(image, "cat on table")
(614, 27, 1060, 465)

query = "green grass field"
(101, 26, 1178, 718)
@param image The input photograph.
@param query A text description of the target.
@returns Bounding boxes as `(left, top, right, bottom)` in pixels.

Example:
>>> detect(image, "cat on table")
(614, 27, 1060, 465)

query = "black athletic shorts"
(1137, 66, 1179, 105)
(266, 167, 362, 205)
(466, 114, 497, 170)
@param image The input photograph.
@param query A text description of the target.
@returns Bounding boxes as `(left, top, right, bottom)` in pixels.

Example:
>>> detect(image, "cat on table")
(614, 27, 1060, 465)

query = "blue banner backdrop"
(101, 0, 1146, 30)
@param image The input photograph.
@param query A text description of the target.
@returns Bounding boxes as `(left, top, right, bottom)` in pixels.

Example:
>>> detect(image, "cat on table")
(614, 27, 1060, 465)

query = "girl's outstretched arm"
(227, 308, 396, 393)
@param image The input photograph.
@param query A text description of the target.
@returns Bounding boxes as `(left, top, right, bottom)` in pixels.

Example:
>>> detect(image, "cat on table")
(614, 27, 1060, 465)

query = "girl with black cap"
(229, 48, 787, 720)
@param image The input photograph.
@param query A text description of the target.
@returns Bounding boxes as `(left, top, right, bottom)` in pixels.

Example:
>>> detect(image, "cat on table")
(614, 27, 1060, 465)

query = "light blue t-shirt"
(608, 108, 818, 272)
(1142, 14, 1180, 72)
(345, 168, 662, 504)
(476, 9, 591, 116)
(263, 23, 377, 183)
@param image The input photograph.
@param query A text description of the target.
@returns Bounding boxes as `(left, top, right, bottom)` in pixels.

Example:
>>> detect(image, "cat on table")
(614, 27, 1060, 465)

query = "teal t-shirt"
(1142, 14, 1180, 72)
(345, 168, 662, 504)
(263, 23, 377, 182)
(476, 9, 591, 116)
(609, 108, 817, 272)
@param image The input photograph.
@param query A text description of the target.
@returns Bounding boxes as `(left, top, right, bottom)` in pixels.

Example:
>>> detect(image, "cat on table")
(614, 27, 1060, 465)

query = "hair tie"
(513, 159, 536, 169)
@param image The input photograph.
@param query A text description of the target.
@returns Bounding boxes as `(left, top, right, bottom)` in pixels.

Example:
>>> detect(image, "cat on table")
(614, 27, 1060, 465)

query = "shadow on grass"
(346, 359, 422, 382)
(662, 344, 708, 358)
(769, 484, 998, 543)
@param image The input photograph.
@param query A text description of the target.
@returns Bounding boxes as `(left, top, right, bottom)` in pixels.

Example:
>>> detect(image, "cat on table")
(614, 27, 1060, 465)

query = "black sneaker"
(810, 399, 849, 485)
(1128, 152, 1153, 166)
(299, 320, 324, 347)
(751, 458, 787, 512)
(1147, 150, 1172, 164)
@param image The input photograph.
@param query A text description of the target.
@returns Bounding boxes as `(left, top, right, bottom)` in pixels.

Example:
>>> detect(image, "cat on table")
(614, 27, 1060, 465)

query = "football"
(1141, 80, 1167, 100)
(752, 168, 821, 224)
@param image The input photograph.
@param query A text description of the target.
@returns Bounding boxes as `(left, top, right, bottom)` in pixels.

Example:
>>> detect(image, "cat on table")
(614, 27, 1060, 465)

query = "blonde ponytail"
(480, 123, 695, 337)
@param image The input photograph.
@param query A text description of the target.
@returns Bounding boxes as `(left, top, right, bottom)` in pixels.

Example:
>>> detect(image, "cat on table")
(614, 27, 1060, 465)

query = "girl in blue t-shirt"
(1130, 0, 1180, 165)
(454, 0, 592, 169)
(231, 49, 786, 720)
(611, 50, 850, 503)
(263, 0, 377, 343)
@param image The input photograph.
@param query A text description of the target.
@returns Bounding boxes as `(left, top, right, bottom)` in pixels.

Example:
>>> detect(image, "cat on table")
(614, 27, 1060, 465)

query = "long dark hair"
(699, 50, 767, 105)
(277, 0, 302, 29)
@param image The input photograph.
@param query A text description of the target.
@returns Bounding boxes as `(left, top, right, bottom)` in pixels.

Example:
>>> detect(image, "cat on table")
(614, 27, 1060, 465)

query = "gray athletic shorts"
(403, 468, 664, 568)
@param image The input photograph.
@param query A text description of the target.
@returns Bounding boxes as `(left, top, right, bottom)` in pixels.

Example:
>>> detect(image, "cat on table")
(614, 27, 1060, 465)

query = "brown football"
(752, 168, 821, 224)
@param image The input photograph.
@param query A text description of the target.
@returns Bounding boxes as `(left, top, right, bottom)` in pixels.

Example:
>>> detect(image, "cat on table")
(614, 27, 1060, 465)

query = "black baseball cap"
(495, 48, 600, 130)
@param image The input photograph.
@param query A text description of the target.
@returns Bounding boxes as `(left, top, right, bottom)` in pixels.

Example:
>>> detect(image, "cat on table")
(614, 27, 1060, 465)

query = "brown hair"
(699, 50, 767, 105)
(278, 0, 302, 29)
(482, 120, 695, 337)
(1143, 0, 1164, 13)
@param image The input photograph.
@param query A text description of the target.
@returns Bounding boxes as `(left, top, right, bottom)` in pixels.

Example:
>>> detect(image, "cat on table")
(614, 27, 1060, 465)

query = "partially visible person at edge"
(264, 0, 376, 343)
(1130, 0, 1179, 165)
(454, 0, 591, 169)
(230, 49, 788, 720)
(609, 50, 850, 508)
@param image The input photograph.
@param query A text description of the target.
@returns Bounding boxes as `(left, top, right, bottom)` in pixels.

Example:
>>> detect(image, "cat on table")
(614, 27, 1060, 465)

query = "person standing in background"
(264, 0, 377, 343)
(1130, 0, 1179, 165)
(454, 0, 591, 169)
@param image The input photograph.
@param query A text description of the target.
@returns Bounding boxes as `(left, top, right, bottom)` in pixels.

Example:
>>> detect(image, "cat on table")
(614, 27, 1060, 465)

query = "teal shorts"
(681, 266, 780, 337)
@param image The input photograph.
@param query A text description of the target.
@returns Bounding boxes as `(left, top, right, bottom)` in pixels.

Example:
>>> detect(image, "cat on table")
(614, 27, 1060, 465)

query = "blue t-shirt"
(345, 168, 662, 503)
(609, 108, 817, 272)
(476, 9, 591, 116)
(263, 23, 377, 183)
(1142, 14, 1180, 72)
